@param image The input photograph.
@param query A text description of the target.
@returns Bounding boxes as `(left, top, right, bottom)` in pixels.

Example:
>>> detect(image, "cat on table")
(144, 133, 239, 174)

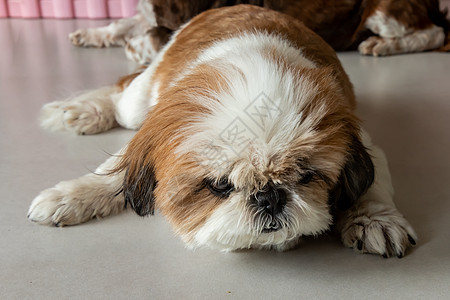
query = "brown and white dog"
(70, 0, 450, 64)
(29, 5, 417, 256)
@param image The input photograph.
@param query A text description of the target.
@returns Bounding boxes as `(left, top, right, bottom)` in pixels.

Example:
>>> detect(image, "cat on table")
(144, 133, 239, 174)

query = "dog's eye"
(299, 171, 314, 185)
(206, 178, 234, 198)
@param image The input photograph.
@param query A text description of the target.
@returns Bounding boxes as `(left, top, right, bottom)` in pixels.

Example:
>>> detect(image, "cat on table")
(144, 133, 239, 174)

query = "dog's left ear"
(111, 136, 158, 217)
(122, 161, 157, 217)
(330, 134, 375, 211)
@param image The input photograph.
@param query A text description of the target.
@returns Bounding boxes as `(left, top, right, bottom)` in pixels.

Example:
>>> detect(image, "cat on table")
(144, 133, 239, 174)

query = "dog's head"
(114, 5, 374, 251)
(114, 63, 373, 251)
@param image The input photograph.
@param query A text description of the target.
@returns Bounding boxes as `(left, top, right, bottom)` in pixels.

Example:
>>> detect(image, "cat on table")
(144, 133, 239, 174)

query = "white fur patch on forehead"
(176, 33, 326, 183)
(171, 32, 316, 88)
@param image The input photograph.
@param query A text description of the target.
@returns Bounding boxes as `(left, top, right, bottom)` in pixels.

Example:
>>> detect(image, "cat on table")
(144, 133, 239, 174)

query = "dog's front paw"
(358, 36, 397, 56)
(340, 208, 417, 258)
(28, 185, 84, 226)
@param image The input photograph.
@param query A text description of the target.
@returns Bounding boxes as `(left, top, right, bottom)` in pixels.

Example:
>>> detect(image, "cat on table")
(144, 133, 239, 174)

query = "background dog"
(29, 5, 417, 257)
(70, 0, 450, 64)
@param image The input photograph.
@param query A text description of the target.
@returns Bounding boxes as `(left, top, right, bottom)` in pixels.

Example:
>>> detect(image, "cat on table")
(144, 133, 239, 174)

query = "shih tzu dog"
(69, 0, 450, 64)
(29, 5, 417, 257)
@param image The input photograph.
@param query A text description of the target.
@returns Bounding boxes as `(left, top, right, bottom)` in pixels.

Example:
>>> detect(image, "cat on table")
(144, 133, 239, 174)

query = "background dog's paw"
(69, 29, 125, 48)
(340, 209, 417, 258)
(358, 36, 396, 56)
(69, 29, 97, 47)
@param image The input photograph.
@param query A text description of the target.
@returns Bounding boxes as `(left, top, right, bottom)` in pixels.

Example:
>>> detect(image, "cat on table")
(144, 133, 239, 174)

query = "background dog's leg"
(337, 132, 417, 257)
(40, 86, 120, 135)
(358, 9, 445, 56)
(125, 27, 172, 64)
(28, 152, 126, 226)
(69, 14, 149, 48)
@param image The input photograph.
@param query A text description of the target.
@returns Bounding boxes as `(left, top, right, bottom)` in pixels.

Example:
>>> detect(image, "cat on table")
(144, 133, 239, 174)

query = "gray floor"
(1, 18, 450, 299)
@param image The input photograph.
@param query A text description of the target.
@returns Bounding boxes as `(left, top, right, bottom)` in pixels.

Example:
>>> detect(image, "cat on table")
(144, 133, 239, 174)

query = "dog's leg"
(40, 65, 158, 135)
(358, 11, 445, 56)
(40, 86, 121, 135)
(69, 14, 149, 48)
(28, 152, 126, 226)
(338, 132, 417, 257)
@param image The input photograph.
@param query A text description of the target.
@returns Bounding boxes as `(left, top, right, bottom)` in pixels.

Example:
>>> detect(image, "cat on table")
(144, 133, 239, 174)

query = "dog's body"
(70, 0, 449, 64)
(29, 5, 416, 256)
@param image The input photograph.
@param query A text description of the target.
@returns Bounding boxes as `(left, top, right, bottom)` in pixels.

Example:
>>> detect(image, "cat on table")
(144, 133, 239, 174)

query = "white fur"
(359, 11, 445, 56)
(172, 33, 316, 87)
(114, 23, 185, 129)
(192, 190, 332, 251)
(125, 34, 159, 64)
(136, 0, 157, 27)
(365, 11, 411, 38)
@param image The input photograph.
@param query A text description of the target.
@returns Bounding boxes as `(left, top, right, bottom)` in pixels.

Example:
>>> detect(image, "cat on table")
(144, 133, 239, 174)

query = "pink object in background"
(0, 0, 7, 17)
(108, 0, 138, 18)
(7, 0, 40, 18)
(0, 0, 138, 18)
(73, 0, 107, 19)
(73, 0, 138, 19)
(40, 0, 74, 18)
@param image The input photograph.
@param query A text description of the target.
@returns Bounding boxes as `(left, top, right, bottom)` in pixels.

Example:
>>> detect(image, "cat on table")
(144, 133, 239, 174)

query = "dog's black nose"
(254, 188, 287, 216)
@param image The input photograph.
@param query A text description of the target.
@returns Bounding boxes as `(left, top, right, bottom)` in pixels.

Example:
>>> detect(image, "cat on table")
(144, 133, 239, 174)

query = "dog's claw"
(408, 234, 416, 246)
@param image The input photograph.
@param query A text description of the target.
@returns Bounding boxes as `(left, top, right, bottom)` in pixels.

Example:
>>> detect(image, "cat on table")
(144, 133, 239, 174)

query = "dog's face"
(115, 58, 374, 251)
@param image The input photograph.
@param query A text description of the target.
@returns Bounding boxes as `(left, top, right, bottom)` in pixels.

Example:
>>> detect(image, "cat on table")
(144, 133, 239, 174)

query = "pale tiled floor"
(1, 18, 450, 299)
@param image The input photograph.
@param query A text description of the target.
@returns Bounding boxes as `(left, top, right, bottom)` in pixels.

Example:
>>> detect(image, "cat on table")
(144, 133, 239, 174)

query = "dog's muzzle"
(252, 187, 287, 232)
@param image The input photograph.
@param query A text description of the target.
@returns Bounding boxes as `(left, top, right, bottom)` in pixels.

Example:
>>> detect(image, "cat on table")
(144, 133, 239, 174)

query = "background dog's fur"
(70, 0, 450, 63)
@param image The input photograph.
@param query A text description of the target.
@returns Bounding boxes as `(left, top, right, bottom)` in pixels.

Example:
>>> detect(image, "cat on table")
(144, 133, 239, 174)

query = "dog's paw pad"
(341, 211, 417, 258)
(358, 36, 397, 56)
